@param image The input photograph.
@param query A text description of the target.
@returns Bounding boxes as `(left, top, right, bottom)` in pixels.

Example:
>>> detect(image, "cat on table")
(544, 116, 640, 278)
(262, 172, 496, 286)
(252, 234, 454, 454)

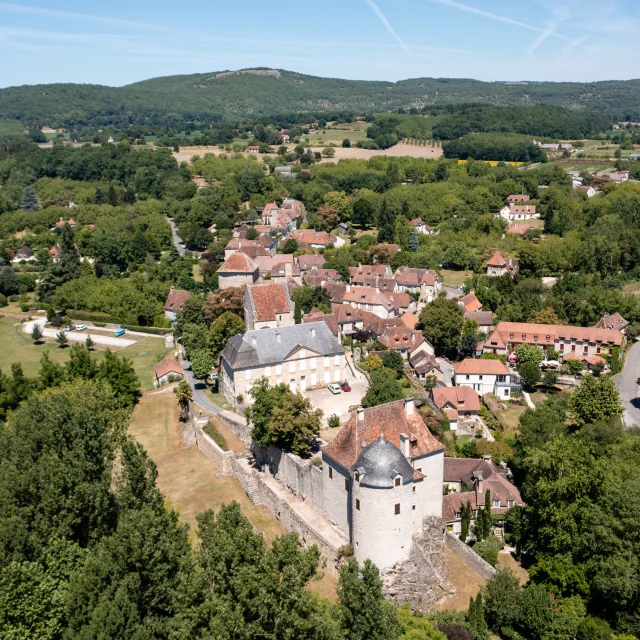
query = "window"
(412, 486, 416, 494)
(329, 467, 333, 479)
(355, 472, 360, 482)
(559, 343, 564, 351)
(394, 504, 400, 515)
(507, 500, 515, 508)
(356, 499, 360, 510)
(324, 357, 330, 367)
(534, 334, 538, 341)
(412, 505, 416, 511)
(395, 477, 401, 487)
(509, 333, 514, 339)
(596, 347, 601, 354)
(455, 512, 461, 519)
(493, 499, 500, 508)
(299, 360, 306, 371)
(466, 374, 470, 380)
(345, 479, 349, 491)
(546, 335, 550, 342)
(334, 355, 340, 366)
(479, 375, 483, 380)
(522, 333, 526, 340)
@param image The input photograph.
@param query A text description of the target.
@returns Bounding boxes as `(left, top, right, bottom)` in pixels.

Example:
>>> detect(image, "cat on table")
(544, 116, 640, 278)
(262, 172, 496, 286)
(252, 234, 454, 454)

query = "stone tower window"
(329, 467, 333, 479)
(395, 477, 401, 487)
(394, 504, 400, 515)
(356, 499, 360, 510)
(344, 479, 349, 491)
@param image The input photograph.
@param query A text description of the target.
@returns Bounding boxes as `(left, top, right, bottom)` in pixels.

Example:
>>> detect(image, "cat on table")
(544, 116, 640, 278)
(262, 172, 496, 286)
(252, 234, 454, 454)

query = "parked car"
(75, 324, 87, 331)
(340, 381, 351, 392)
(328, 383, 342, 394)
(208, 372, 219, 380)
(114, 328, 125, 336)
(64, 325, 74, 331)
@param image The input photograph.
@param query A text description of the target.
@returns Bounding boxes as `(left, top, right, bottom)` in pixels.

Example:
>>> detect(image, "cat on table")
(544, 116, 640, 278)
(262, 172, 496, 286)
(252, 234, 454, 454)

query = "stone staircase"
(245, 474, 262, 505)
(493, 526, 504, 542)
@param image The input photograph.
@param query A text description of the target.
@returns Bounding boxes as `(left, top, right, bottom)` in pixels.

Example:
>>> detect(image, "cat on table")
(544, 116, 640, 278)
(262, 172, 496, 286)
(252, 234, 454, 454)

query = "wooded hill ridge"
(3, 68, 640, 124)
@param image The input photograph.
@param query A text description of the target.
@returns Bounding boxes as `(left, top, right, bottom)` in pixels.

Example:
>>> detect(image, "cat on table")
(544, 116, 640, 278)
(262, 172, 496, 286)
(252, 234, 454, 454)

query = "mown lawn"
(440, 269, 472, 287)
(0, 316, 169, 390)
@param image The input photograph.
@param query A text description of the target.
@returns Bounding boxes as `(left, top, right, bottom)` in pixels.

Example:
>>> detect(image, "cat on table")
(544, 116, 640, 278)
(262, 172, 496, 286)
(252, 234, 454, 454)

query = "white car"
(75, 324, 88, 331)
(328, 383, 342, 394)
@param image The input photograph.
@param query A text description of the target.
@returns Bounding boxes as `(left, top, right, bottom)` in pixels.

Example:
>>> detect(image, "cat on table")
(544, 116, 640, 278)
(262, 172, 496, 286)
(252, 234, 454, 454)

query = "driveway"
(165, 216, 186, 256)
(304, 374, 369, 426)
(442, 284, 464, 299)
(182, 358, 223, 415)
(437, 358, 454, 385)
(23, 318, 136, 348)
(614, 340, 640, 427)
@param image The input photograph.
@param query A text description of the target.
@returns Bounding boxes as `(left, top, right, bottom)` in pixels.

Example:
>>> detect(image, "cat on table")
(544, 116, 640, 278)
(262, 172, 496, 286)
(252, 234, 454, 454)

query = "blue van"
(114, 328, 126, 337)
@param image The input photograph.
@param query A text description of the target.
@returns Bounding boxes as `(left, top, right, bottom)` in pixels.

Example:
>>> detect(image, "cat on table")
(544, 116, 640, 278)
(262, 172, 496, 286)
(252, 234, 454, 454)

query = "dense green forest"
(2, 68, 640, 129)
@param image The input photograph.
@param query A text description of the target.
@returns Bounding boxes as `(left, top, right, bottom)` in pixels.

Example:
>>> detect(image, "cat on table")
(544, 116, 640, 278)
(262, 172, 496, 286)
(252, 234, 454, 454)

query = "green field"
(0, 118, 25, 137)
(303, 122, 370, 145)
(0, 317, 170, 391)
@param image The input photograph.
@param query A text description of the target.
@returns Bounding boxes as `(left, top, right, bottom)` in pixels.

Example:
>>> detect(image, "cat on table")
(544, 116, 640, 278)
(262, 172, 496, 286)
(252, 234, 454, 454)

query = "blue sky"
(0, 0, 638, 87)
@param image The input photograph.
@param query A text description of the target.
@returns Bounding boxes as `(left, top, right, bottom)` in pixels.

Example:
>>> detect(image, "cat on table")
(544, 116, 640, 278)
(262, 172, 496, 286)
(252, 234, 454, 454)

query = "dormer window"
(509, 333, 514, 339)
(546, 335, 550, 342)
(395, 477, 401, 487)
(493, 499, 500, 508)
(355, 472, 360, 482)
(534, 334, 538, 341)
(522, 333, 526, 340)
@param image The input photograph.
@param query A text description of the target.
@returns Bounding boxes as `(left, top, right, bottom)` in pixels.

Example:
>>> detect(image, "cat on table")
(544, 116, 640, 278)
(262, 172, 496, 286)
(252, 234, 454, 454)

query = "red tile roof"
(459, 292, 482, 313)
(401, 312, 419, 330)
(164, 289, 192, 312)
(487, 321, 623, 347)
(432, 386, 480, 413)
(154, 356, 182, 379)
(248, 282, 292, 322)
(454, 359, 510, 375)
(594, 312, 629, 332)
(487, 251, 508, 267)
(322, 400, 443, 471)
(218, 252, 259, 274)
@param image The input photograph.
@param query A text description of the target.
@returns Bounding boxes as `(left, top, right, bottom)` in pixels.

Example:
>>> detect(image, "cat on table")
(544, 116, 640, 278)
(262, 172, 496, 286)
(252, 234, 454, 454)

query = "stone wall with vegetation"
(444, 530, 497, 581)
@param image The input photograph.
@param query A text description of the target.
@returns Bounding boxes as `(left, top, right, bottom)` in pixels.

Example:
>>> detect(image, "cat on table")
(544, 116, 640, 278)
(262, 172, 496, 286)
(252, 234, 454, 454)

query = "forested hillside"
(2, 68, 640, 127)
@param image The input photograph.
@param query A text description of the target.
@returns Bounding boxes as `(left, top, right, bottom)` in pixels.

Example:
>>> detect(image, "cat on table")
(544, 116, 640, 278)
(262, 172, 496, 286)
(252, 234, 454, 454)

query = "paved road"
(165, 216, 186, 256)
(614, 340, 640, 427)
(23, 318, 136, 348)
(442, 284, 464, 299)
(182, 358, 222, 415)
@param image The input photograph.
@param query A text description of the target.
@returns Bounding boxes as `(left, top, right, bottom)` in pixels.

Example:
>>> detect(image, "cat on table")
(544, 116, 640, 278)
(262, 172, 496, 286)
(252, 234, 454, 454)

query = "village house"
(576, 185, 597, 197)
(253, 255, 302, 284)
(506, 222, 535, 236)
(13, 245, 35, 261)
(409, 218, 435, 235)
(287, 229, 344, 249)
(296, 254, 326, 271)
(453, 358, 519, 399)
(459, 291, 482, 314)
(343, 286, 415, 318)
(464, 310, 494, 334)
(359, 312, 406, 340)
(243, 282, 294, 331)
(594, 312, 629, 334)
(479, 321, 624, 361)
(247, 145, 260, 153)
(499, 204, 539, 221)
(334, 305, 364, 336)
(401, 312, 419, 330)
(608, 170, 629, 183)
(505, 194, 530, 204)
(220, 322, 346, 405)
(303, 267, 341, 287)
(217, 252, 260, 290)
(409, 350, 443, 384)
(394, 267, 442, 302)
(321, 399, 444, 569)
(377, 325, 434, 361)
(349, 264, 393, 283)
(54, 217, 77, 229)
(164, 289, 192, 322)
(48, 244, 61, 262)
(432, 386, 480, 431)
(335, 222, 349, 235)
(224, 238, 271, 260)
(154, 357, 184, 387)
(442, 457, 524, 536)
(486, 251, 519, 277)
(302, 308, 339, 337)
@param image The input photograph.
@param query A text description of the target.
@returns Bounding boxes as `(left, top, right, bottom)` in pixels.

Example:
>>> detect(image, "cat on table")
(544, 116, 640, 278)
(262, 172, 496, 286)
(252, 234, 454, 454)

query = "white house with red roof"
(453, 358, 518, 399)
(499, 204, 539, 220)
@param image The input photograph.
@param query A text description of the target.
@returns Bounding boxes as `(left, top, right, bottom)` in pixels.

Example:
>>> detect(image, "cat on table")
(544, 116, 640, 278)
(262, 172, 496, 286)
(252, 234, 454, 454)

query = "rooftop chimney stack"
(285, 262, 292, 278)
(311, 326, 316, 338)
(276, 331, 281, 343)
(399, 433, 409, 458)
(404, 397, 415, 416)
(252, 335, 257, 347)
(357, 407, 365, 422)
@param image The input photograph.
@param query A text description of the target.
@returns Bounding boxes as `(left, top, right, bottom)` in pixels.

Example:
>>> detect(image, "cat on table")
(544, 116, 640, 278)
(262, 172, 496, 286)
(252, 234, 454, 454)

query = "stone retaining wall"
(217, 410, 252, 445)
(444, 530, 497, 581)
(253, 443, 324, 510)
(193, 420, 235, 476)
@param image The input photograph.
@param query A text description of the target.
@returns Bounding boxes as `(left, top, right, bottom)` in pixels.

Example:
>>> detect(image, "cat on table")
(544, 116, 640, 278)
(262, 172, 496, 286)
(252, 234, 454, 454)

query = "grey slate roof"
(355, 434, 415, 488)
(220, 321, 343, 370)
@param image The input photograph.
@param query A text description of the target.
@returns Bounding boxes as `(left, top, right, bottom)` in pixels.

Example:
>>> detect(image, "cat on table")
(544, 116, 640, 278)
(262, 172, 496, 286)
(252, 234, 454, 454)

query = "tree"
(85, 335, 94, 351)
(0, 266, 20, 296)
(569, 374, 623, 428)
(174, 380, 192, 421)
(515, 343, 543, 365)
(337, 558, 400, 640)
(518, 362, 541, 389)
(245, 226, 258, 240)
(56, 331, 68, 348)
(245, 378, 322, 456)
(208, 311, 245, 360)
(282, 238, 299, 254)
(483, 569, 522, 634)
(543, 369, 558, 387)
(96, 349, 141, 406)
(460, 333, 480, 358)
(419, 297, 464, 356)
(565, 358, 584, 376)
(93, 187, 106, 204)
(460, 500, 471, 542)
(342, 138, 351, 148)
(190, 349, 213, 381)
(394, 215, 411, 251)
(382, 350, 404, 379)
(529, 307, 561, 325)
(483, 489, 493, 538)
(408, 230, 419, 252)
(38, 351, 66, 390)
(323, 147, 336, 158)
(31, 323, 43, 344)
(20, 185, 41, 212)
(361, 368, 404, 408)
(377, 199, 396, 244)
(352, 198, 375, 228)
(443, 242, 474, 270)
(466, 593, 488, 640)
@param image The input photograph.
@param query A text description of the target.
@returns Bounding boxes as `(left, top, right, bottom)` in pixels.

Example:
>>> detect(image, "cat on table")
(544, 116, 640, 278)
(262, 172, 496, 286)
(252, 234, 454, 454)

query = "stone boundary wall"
(193, 423, 235, 476)
(253, 443, 324, 510)
(444, 531, 497, 581)
(217, 409, 252, 445)
(256, 478, 343, 573)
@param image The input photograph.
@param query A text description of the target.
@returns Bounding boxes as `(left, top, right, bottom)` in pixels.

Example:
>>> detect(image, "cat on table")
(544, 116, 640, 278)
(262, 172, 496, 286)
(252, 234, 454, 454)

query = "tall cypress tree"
(376, 199, 396, 244)
(460, 500, 471, 542)
(483, 488, 493, 538)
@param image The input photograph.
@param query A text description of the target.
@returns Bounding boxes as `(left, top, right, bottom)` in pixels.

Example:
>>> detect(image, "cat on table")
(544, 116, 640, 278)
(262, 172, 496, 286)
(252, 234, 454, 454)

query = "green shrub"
(472, 534, 504, 566)
(203, 420, 228, 451)
(0, 294, 7, 308)
(328, 414, 340, 428)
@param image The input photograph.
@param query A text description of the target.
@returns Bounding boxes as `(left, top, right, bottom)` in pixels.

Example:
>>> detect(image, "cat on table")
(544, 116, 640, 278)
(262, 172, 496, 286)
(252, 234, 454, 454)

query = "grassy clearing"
(129, 388, 286, 543)
(0, 118, 25, 137)
(440, 546, 485, 611)
(440, 269, 472, 287)
(494, 402, 527, 433)
(303, 123, 370, 146)
(497, 551, 529, 585)
(207, 390, 234, 411)
(0, 317, 169, 389)
(623, 281, 640, 296)
(192, 262, 203, 283)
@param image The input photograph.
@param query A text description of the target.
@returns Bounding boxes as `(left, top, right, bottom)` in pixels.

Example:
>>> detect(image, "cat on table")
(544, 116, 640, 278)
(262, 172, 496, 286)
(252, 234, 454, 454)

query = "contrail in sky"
(363, 0, 413, 58)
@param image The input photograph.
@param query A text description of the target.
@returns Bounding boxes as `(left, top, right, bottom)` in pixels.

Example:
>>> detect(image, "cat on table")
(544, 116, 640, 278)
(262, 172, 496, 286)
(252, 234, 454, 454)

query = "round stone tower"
(351, 434, 415, 569)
